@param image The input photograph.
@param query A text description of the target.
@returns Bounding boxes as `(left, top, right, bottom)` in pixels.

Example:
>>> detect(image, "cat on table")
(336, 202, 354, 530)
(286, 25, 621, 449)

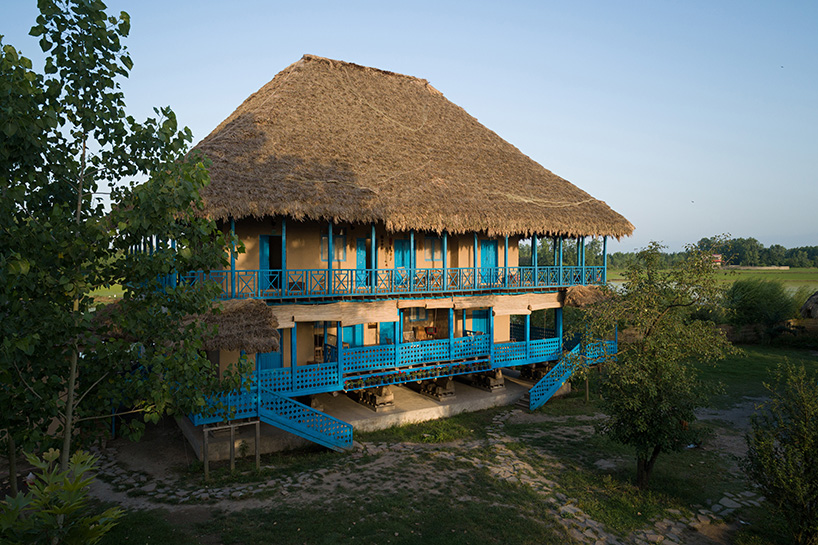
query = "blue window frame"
(425, 237, 442, 261)
(320, 230, 346, 262)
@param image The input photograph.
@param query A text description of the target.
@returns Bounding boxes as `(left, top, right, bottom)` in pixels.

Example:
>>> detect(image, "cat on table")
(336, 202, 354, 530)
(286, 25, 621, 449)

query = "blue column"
(448, 307, 454, 361)
(504, 235, 509, 287)
(371, 223, 377, 293)
(524, 313, 531, 363)
(396, 310, 403, 368)
(442, 231, 448, 290)
(290, 324, 297, 391)
(489, 309, 495, 366)
(410, 230, 415, 291)
(323, 321, 328, 360)
(556, 307, 563, 352)
(337, 321, 344, 377)
(603, 236, 608, 284)
(532, 235, 538, 286)
(558, 237, 564, 285)
(473, 233, 478, 287)
(230, 217, 236, 298)
(327, 222, 334, 294)
(281, 217, 287, 287)
(580, 237, 586, 285)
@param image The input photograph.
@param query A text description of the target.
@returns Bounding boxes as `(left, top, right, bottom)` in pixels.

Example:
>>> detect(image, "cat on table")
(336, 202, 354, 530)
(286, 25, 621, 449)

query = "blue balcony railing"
(168, 265, 605, 301)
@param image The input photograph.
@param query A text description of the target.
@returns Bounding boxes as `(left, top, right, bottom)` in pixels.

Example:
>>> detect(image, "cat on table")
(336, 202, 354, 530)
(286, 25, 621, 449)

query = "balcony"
(171, 264, 606, 301)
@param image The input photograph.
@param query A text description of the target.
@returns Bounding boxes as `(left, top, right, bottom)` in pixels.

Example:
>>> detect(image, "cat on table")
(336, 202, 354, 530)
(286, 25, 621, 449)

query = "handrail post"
(524, 313, 531, 363)
(337, 322, 344, 377)
(489, 309, 495, 366)
(448, 307, 454, 361)
(397, 310, 403, 367)
(473, 233, 478, 289)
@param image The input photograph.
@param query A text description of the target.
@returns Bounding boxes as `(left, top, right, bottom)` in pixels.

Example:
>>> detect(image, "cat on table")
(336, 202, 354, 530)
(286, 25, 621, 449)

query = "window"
(320, 229, 346, 262)
(425, 237, 442, 261)
(408, 308, 427, 322)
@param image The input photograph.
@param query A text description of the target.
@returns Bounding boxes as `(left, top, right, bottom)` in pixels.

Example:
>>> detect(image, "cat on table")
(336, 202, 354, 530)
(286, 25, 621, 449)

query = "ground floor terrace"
(192, 296, 616, 454)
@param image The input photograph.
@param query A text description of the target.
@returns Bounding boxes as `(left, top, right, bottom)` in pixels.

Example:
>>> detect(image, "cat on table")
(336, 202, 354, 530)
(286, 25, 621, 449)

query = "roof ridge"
(300, 54, 430, 86)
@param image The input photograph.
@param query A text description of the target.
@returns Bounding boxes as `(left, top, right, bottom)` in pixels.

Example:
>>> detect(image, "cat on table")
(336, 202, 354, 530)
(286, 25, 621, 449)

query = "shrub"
(743, 363, 818, 545)
(725, 279, 804, 338)
(0, 448, 123, 545)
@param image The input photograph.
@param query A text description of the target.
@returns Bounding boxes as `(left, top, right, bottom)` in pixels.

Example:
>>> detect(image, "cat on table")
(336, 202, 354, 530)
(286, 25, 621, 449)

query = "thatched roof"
(563, 285, 609, 308)
(196, 55, 634, 239)
(198, 299, 280, 353)
(801, 291, 818, 319)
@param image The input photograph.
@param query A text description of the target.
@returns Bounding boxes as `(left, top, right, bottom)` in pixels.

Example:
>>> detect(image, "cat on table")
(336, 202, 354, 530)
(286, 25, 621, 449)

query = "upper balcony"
(171, 263, 607, 301)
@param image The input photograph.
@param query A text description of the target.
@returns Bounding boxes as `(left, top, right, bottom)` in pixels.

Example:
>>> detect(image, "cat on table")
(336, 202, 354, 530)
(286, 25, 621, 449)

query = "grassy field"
(93, 345, 818, 545)
(608, 267, 818, 292)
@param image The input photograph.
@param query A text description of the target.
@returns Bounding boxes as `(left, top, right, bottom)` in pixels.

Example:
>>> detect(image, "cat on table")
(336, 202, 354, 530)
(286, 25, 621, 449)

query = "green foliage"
(0, 0, 244, 469)
(0, 448, 123, 545)
(584, 241, 736, 488)
(726, 279, 809, 337)
(743, 363, 818, 545)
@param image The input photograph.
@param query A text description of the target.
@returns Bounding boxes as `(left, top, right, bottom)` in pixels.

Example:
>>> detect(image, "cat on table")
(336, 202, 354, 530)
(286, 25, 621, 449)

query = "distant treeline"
(519, 237, 818, 269)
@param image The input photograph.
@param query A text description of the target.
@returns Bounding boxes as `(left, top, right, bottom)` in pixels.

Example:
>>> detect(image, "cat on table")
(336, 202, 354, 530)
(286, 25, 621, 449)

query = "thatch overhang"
(197, 299, 280, 354)
(196, 55, 634, 239)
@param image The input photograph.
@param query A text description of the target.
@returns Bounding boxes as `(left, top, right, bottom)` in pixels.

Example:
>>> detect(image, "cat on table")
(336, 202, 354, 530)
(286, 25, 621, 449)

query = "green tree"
(1, 0, 246, 481)
(583, 241, 736, 488)
(743, 363, 818, 545)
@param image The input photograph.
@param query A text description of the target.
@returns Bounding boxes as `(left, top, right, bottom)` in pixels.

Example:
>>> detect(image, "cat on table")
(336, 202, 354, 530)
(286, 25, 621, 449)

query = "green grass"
(200, 473, 567, 545)
(99, 508, 202, 545)
(608, 267, 818, 292)
(695, 345, 818, 408)
(357, 406, 503, 443)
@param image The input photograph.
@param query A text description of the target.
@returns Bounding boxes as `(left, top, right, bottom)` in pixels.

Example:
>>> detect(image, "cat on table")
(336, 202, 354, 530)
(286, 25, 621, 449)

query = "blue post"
(473, 233, 478, 287)
(337, 322, 344, 374)
(603, 236, 608, 284)
(281, 217, 287, 288)
(230, 217, 236, 298)
(489, 309, 495, 365)
(371, 222, 376, 293)
(532, 234, 538, 286)
(448, 307, 454, 361)
(556, 307, 563, 352)
(442, 231, 448, 290)
(396, 311, 403, 367)
(290, 324, 297, 391)
(524, 313, 531, 363)
(328, 222, 334, 294)
(323, 321, 328, 360)
(504, 235, 509, 288)
(559, 238, 564, 285)
(410, 230, 415, 291)
(580, 237, 586, 285)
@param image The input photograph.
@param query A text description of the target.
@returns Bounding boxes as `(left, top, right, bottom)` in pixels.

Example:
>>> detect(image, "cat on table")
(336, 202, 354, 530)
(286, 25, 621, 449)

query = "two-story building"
(179, 55, 633, 452)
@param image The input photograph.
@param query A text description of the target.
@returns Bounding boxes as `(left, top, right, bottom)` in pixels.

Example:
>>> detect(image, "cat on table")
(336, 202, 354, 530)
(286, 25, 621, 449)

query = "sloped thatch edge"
(800, 291, 818, 319)
(198, 299, 280, 354)
(563, 285, 609, 308)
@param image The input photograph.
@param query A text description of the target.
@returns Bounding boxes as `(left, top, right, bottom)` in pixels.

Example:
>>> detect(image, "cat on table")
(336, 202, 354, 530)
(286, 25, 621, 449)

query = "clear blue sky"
(4, 1, 817, 252)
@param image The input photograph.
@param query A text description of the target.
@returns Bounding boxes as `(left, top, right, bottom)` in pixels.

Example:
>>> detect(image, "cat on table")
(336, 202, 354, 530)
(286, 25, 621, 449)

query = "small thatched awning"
(196, 55, 634, 239)
(801, 291, 818, 319)
(199, 299, 280, 353)
(564, 285, 609, 308)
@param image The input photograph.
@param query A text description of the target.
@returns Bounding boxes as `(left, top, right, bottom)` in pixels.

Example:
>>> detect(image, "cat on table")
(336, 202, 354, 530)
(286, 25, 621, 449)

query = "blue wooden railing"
(167, 265, 606, 301)
(528, 339, 617, 410)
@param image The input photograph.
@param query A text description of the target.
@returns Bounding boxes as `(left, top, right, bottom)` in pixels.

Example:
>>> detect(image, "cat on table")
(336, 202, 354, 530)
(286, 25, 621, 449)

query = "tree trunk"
(61, 343, 78, 472)
(636, 445, 662, 489)
(585, 376, 589, 403)
(8, 434, 18, 497)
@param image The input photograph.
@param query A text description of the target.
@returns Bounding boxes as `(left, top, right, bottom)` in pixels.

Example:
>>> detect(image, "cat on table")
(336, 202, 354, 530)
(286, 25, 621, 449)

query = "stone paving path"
(90, 408, 765, 543)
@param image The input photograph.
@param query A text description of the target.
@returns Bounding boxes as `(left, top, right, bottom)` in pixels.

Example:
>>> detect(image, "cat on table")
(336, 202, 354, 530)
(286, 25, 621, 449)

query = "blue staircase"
(258, 387, 353, 452)
(528, 339, 616, 410)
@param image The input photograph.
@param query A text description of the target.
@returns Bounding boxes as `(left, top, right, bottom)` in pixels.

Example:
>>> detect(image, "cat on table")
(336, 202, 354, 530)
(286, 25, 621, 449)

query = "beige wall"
(226, 218, 521, 273)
